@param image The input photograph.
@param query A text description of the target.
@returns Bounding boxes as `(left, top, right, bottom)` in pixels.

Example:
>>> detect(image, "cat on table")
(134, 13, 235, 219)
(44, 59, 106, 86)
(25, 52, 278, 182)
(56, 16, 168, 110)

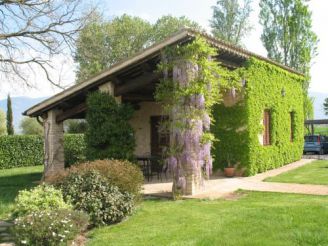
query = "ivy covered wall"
(212, 58, 305, 175)
(212, 100, 250, 172)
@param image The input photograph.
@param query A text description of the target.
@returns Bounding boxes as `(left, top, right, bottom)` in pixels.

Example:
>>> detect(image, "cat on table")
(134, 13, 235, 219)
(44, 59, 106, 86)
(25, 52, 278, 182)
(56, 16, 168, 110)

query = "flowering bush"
(58, 170, 134, 226)
(47, 159, 143, 201)
(13, 184, 71, 217)
(11, 209, 89, 246)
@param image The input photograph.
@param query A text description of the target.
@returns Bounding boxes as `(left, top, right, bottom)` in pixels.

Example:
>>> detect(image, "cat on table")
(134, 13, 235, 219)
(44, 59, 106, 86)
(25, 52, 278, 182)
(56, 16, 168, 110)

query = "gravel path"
(143, 159, 328, 199)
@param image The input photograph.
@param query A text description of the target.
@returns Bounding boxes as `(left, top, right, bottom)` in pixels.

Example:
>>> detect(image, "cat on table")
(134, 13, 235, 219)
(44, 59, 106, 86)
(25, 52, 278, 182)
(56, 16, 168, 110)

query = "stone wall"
(43, 109, 64, 178)
(129, 102, 163, 156)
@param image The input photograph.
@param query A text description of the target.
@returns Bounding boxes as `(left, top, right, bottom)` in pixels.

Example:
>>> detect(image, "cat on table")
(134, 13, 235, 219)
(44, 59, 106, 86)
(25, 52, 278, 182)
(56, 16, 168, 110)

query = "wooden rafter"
(115, 72, 159, 96)
(122, 94, 154, 102)
(56, 102, 87, 123)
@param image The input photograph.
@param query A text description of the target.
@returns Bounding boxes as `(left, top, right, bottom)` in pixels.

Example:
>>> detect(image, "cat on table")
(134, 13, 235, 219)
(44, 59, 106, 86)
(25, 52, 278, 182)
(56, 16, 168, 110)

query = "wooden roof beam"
(56, 102, 87, 123)
(122, 94, 154, 102)
(114, 72, 159, 96)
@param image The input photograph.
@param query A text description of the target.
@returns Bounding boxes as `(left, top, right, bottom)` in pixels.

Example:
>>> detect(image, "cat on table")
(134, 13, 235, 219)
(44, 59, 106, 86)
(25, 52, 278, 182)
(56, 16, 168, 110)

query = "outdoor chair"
(148, 157, 169, 182)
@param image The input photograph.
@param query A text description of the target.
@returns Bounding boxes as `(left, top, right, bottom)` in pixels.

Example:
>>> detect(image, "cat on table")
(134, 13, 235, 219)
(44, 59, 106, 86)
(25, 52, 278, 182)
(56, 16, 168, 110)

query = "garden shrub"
(13, 184, 71, 217)
(12, 209, 89, 246)
(64, 134, 86, 167)
(0, 134, 86, 169)
(48, 159, 143, 201)
(57, 170, 134, 226)
(85, 91, 135, 161)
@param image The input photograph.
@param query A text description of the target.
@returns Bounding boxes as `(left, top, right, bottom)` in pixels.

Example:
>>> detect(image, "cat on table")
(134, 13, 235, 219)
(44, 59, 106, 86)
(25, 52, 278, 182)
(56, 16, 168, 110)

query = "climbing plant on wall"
(212, 58, 305, 175)
(155, 37, 240, 197)
(85, 91, 136, 161)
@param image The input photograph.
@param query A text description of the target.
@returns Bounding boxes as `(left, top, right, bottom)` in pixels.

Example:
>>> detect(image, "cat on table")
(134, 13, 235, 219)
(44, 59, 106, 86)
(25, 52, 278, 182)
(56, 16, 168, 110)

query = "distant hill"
(309, 91, 328, 119)
(0, 96, 47, 132)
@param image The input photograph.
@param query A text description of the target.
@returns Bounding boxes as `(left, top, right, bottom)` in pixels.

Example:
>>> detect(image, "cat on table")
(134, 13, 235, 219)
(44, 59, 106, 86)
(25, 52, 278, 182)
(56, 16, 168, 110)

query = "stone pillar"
(43, 109, 64, 178)
(98, 81, 121, 103)
(169, 62, 205, 197)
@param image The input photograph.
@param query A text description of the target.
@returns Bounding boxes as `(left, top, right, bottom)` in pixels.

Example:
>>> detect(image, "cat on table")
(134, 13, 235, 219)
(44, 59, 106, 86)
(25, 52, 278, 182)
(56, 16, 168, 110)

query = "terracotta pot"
(224, 167, 235, 177)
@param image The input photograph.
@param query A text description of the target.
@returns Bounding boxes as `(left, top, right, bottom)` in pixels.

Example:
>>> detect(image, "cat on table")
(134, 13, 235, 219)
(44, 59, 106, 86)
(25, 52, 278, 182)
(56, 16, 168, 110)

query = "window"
(263, 110, 271, 146)
(290, 112, 295, 142)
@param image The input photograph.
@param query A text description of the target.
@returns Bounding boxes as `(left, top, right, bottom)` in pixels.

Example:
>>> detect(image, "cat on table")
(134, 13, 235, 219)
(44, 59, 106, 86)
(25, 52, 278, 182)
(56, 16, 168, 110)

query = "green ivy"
(212, 58, 304, 175)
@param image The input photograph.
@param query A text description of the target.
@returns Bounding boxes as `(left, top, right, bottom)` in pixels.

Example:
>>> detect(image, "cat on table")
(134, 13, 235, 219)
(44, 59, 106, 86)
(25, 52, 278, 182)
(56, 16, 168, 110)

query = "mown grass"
(1, 165, 328, 246)
(265, 160, 328, 185)
(0, 165, 43, 219)
(314, 126, 328, 135)
(87, 191, 328, 246)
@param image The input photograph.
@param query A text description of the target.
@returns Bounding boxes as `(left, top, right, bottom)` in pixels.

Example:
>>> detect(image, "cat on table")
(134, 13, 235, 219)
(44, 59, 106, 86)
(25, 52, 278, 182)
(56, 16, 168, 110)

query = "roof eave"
(23, 28, 304, 117)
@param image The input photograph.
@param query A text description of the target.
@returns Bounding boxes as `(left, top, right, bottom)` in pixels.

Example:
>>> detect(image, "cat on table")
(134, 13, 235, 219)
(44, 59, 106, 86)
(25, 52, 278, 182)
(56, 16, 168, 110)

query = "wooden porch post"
(43, 109, 64, 179)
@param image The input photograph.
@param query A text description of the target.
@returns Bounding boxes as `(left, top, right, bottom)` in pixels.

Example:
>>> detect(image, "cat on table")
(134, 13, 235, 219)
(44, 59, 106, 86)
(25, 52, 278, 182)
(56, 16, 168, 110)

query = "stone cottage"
(23, 28, 304, 195)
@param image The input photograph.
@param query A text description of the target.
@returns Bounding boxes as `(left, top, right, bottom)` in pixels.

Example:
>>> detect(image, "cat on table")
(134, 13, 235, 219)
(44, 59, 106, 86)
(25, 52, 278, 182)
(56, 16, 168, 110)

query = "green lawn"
(1, 166, 328, 245)
(88, 192, 328, 246)
(0, 165, 43, 219)
(265, 160, 328, 185)
(305, 126, 328, 135)
(314, 126, 328, 135)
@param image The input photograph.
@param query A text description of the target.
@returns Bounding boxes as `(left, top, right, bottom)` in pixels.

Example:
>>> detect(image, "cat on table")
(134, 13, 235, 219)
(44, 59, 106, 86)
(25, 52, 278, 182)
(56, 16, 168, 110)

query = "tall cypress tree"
(6, 94, 14, 135)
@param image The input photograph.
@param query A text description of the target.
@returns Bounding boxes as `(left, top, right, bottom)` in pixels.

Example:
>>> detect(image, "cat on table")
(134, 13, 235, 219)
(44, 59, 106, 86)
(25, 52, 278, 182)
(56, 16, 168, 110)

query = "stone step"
(0, 221, 14, 246)
(0, 222, 12, 227)
(0, 228, 7, 233)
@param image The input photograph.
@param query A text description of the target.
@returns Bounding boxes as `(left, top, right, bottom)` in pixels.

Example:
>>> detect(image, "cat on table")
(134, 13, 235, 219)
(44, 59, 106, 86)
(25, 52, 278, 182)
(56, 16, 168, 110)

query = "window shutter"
(263, 111, 270, 146)
(290, 112, 295, 142)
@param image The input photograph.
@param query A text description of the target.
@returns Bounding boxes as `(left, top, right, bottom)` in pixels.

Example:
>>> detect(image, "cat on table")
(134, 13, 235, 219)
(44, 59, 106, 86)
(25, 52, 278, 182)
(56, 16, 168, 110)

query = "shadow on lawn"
(0, 172, 42, 187)
(0, 171, 42, 217)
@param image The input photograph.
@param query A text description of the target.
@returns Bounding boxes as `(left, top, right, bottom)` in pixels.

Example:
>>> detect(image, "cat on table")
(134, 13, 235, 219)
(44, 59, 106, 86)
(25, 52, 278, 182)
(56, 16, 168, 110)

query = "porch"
(142, 159, 328, 199)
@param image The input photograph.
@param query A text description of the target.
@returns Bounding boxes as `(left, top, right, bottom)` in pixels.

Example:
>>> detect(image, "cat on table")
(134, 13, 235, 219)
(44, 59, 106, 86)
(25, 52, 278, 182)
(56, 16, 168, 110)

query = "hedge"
(0, 134, 86, 170)
(63, 134, 86, 168)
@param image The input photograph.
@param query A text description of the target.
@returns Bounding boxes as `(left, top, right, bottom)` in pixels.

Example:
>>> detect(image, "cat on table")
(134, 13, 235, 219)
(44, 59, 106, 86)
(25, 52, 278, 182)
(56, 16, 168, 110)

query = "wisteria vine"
(155, 37, 240, 197)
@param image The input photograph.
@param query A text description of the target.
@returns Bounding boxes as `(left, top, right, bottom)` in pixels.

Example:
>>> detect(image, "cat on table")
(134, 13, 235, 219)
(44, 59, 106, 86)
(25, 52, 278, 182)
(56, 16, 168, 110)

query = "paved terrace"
(143, 159, 328, 199)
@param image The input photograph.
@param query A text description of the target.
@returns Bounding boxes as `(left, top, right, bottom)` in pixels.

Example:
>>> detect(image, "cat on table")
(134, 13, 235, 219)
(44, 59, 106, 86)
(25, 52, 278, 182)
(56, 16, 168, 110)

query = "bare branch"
(0, 0, 94, 88)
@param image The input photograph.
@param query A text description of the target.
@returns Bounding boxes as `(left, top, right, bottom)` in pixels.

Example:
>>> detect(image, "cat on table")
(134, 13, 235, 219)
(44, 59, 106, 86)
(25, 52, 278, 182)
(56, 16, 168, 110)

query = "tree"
(304, 95, 314, 120)
(6, 94, 14, 135)
(259, 0, 318, 120)
(75, 14, 153, 82)
(151, 15, 203, 43)
(0, 109, 6, 136)
(65, 119, 87, 134)
(259, 0, 318, 79)
(324, 98, 328, 116)
(85, 91, 135, 161)
(0, 0, 90, 87)
(210, 0, 253, 45)
(20, 117, 43, 135)
(75, 14, 203, 82)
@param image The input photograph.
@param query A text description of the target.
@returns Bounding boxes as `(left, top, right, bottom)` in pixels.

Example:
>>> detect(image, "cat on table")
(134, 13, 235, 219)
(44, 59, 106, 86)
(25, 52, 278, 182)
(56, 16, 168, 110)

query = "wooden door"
(150, 116, 169, 157)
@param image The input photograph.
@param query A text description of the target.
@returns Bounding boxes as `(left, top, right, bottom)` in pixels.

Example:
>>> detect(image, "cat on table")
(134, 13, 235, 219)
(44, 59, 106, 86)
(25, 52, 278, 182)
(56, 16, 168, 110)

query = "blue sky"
(1, 0, 327, 98)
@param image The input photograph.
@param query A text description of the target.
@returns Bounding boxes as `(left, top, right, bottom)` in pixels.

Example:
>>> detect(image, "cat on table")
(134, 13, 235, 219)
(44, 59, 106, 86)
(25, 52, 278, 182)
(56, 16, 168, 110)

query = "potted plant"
(223, 153, 235, 177)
